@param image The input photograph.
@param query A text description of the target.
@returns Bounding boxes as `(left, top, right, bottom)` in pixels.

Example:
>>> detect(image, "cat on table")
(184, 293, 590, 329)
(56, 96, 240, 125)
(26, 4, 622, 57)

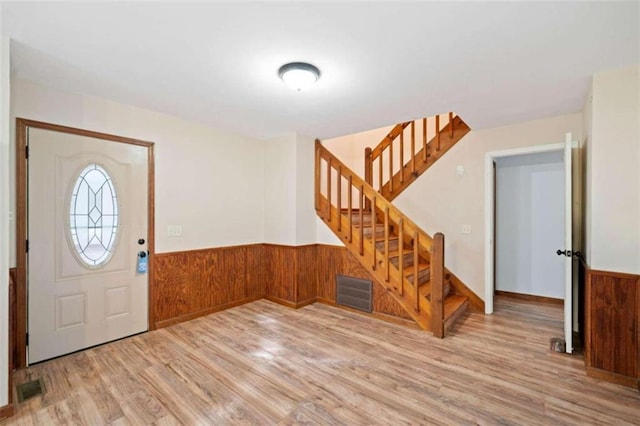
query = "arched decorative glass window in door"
(68, 164, 119, 267)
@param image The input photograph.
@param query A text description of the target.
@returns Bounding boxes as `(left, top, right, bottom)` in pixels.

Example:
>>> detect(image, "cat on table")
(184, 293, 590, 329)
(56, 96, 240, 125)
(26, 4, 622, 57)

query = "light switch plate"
(167, 225, 183, 237)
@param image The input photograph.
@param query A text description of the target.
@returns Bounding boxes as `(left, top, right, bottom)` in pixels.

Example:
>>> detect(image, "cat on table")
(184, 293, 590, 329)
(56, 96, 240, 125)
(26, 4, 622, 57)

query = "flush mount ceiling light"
(278, 62, 320, 92)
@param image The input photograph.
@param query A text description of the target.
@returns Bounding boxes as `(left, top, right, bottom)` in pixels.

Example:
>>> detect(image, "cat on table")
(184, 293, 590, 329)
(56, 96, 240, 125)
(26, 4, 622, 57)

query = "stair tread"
(353, 222, 384, 228)
(374, 235, 399, 242)
(385, 248, 414, 258)
(403, 263, 430, 276)
(444, 295, 468, 318)
(418, 282, 432, 295)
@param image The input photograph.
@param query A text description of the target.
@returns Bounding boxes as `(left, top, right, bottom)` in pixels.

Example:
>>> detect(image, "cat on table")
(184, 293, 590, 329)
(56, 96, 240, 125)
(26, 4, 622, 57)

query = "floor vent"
(16, 378, 45, 402)
(336, 275, 372, 313)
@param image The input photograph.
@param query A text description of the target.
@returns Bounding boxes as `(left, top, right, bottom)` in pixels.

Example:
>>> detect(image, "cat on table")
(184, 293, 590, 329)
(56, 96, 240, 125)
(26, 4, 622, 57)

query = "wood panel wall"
(153, 245, 264, 328)
(315, 245, 412, 321)
(585, 267, 640, 388)
(153, 243, 412, 328)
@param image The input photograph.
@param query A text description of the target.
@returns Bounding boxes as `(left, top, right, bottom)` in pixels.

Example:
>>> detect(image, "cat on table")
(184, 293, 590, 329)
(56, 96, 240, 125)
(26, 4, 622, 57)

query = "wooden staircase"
(315, 118, 481, 337)
(364, 113, 471, 201)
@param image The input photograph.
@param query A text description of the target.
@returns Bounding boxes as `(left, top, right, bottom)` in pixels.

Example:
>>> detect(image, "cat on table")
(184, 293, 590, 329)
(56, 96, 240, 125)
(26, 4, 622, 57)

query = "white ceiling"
(2, 1, 639, 140)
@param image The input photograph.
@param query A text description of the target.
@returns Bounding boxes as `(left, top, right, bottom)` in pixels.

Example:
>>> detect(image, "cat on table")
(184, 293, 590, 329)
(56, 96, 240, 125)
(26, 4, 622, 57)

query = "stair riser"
(348, 215, 374, 225)
(361, 226, 386, 237)
(444, 299, 469, 334)
(424, 282, 452, 300)
(391, 252, 420, 268)
(406, 269, 431, 286)
(375, 239, 400, 252)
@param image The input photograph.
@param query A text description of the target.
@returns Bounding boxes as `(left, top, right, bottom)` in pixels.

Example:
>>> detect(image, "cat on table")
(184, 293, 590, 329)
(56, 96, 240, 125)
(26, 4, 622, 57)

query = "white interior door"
(563, 133, 573, 354)
(28, 127, 149, 363)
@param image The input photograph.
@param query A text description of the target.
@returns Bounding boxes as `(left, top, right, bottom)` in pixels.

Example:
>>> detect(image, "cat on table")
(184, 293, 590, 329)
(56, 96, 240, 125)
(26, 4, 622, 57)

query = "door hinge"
(25, 332, 29, 346)
(25, 145, 29, 159)
(26, 239, 29, 253)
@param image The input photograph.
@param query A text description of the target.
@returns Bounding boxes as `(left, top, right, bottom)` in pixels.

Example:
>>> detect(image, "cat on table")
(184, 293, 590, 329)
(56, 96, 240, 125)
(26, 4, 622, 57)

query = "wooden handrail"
(431, 232, 445, 338)
(370, 121, 411, 159)
(363, 112, 469, 202)
(317, 141, 434, 254)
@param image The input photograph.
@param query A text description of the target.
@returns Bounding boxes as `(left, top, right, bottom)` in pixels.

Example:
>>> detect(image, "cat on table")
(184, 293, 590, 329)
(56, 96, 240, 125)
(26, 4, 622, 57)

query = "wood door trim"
(14, 118, 156, 368)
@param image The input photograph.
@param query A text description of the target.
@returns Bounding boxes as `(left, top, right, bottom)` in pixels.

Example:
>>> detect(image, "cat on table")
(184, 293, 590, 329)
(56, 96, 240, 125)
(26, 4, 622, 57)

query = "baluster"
(414, 232, 419, 311)
(372, 196, 377, 270)
(348, 175, 353, 243)
(423, 117, 427, 162)
(384, 207, 390, 282)
(389, 142, 394, 193)
(399, 129, 404, 184)
(359, 186, 364, 255)
(326, 158, 331, 222)
(364, 148, 372, 211)
(378, 153, 383, 194)
(449, 112, 454, 139)
(436, 115, 441, 151)
(411, 121, 416, 174)
(398, 217, 404, 296)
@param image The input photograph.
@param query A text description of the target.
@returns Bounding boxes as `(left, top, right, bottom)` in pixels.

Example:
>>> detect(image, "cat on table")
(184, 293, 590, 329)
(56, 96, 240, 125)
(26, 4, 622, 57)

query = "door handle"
(138, 251, 147, 258)
(556, 249, 572, 257)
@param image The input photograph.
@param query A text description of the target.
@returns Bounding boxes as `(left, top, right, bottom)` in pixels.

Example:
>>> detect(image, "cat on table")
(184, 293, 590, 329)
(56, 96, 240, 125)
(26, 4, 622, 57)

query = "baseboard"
(586, 366, 639, 389)
(495, 290, 563, 305)
(0, 403, 14, 420)
(154, 295, 263, 329)
(263, 295, 315, 309)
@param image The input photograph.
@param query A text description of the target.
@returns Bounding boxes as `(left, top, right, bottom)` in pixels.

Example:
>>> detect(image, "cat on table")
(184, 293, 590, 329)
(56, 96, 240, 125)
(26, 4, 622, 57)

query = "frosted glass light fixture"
(278, 62, 320, 92)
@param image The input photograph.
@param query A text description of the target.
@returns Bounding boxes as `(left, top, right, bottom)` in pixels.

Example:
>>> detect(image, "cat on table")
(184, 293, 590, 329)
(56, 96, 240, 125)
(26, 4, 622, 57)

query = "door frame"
(484, 141, 565, 315)
(14, 118, 156, 368)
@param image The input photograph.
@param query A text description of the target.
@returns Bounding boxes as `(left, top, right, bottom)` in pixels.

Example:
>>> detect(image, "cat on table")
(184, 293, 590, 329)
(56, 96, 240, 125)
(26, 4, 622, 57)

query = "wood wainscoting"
(262, 244, 317, 308)
(153, 245, 265, 329)
(152, 243, 413, 329)
(585, 266, 640, 388)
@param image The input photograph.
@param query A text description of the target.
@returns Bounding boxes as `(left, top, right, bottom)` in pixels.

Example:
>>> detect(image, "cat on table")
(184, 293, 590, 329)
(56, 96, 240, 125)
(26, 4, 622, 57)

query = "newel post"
(431, 232, 445, 338)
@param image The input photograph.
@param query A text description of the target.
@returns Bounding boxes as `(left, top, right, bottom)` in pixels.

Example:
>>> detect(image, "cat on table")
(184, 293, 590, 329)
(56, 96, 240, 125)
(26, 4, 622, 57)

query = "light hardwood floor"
(5, 297, 640, 425)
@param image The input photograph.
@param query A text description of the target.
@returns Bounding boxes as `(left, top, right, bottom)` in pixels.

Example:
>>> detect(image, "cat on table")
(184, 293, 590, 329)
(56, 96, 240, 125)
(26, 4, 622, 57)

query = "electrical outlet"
(167, 225, 183, 237)
(461, 224, 472, 234)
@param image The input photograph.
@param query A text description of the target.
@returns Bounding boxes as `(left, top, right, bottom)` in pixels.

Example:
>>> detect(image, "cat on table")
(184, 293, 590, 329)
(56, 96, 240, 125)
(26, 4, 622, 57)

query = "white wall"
(263, 133, 297, 245)
(586, 65, 640, 274)
(10, 79, 266, 259)
(295, 135, 319, 245)
(263, 133, 320, 245)
(495, 151, 565, 299)
(0, 33, 11, 409)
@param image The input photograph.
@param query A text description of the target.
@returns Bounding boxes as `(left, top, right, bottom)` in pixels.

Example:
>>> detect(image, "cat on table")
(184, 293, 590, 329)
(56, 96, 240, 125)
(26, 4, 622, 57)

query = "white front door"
(28, 127, 149, 363)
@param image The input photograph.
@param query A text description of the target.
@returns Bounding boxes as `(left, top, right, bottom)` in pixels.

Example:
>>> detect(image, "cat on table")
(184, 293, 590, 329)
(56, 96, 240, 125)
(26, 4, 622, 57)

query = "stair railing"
(364, 113, 459, 199)
(316, 140, 446, 333)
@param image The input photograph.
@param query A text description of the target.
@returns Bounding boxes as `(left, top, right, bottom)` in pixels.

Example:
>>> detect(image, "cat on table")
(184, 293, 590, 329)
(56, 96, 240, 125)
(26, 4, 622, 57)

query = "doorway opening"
(484, 134, 577, 353)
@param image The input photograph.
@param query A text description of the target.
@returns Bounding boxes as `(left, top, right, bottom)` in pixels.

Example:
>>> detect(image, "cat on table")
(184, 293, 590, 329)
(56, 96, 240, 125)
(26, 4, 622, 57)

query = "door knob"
(138, 238, 145, 245)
